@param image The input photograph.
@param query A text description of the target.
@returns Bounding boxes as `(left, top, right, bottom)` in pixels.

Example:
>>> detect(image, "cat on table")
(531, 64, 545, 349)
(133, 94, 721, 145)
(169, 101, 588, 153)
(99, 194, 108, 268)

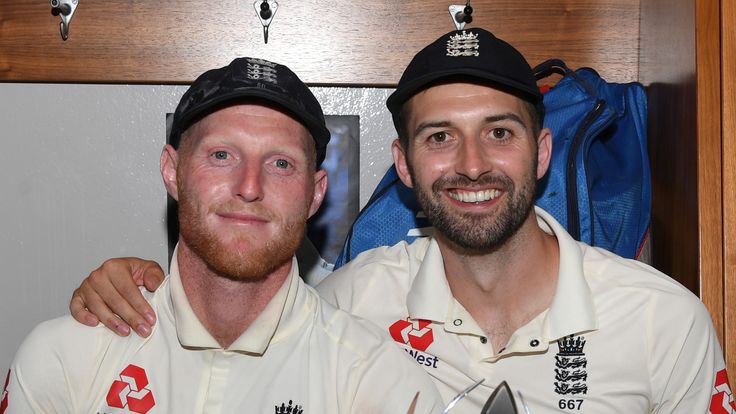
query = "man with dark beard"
(65, 30, 727, 413)
(3, 57, 442, 413)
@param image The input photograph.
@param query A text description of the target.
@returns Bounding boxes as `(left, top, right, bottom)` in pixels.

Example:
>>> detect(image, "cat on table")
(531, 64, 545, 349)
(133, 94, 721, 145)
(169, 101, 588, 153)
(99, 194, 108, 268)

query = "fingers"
(81, 258, 160, 337)
(78, 265, 134, 336)
(135, 260, 165, 294)
(70, 288, 100, 327)
(68, 257, 164, 338)
(110, 259, 160, 328)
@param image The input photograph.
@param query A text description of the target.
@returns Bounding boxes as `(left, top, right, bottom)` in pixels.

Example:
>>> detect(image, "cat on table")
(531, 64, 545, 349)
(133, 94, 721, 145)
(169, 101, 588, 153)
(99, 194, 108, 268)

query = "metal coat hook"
(449, 1, 473, 31)
(254, 0, 279, 44)
(50, 0, 79, 41)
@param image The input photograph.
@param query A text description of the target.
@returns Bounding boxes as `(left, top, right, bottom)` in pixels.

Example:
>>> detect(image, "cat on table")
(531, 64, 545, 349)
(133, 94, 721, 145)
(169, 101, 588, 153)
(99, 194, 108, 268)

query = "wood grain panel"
(722, 0, 736, 378)
(641, 0, 726, 367)
(0, 1, 640, 84)
(695, 0, 724, 346)
(641, 0, 724, 346)
(639, 0, 701, 295)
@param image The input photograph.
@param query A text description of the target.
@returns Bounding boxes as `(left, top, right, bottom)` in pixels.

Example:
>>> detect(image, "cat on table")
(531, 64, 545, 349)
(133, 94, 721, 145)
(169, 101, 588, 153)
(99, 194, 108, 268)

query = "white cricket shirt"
(5, 256, 443, 413)
(317, 207, 731, 413)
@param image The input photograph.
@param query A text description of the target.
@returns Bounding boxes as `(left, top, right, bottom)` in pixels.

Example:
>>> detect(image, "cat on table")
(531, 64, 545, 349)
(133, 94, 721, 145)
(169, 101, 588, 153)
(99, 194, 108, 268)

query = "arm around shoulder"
(70, 257, 164, 338)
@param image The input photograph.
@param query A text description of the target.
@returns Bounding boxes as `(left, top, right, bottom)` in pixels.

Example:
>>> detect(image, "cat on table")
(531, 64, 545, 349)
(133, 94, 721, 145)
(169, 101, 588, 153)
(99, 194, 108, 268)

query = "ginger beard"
(176, 178, 311, 282)
(408, 155, 538, 252)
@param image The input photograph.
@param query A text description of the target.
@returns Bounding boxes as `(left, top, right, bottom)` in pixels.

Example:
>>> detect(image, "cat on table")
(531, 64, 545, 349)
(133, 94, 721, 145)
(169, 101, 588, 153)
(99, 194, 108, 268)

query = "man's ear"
(160, 144, 180, 201)
(307, 168, 328, 218)
(536, 128, 553, 180)
(391, 139, 414, 188)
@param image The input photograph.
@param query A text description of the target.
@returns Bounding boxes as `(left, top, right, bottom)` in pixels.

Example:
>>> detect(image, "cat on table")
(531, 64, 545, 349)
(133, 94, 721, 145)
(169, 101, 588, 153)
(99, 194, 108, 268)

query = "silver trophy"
(480, 381, 518, 414)
(442, 379, 530, 414)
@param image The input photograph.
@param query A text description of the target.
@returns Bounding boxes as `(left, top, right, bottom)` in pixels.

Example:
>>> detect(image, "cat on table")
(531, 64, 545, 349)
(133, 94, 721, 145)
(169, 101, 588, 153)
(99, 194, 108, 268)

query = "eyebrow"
(413, 121, 452, 138)
(413, 112, 528, 137)
(486, 112, 527, 129)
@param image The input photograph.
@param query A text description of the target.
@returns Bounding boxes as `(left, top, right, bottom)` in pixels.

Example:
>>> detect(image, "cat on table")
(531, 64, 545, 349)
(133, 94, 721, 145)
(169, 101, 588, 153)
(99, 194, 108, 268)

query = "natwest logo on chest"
(388, 318, 440, 368)
(389, 318, 434, 351)
(105, 364, 155, 414)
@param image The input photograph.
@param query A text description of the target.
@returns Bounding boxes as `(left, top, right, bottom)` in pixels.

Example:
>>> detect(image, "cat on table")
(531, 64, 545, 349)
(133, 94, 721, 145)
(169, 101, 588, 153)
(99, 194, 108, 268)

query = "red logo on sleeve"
(389, 318, 434, 352)
(106, 364, 155, 414)
(710, 369, 736, 414)
(1, 370, 9, 414)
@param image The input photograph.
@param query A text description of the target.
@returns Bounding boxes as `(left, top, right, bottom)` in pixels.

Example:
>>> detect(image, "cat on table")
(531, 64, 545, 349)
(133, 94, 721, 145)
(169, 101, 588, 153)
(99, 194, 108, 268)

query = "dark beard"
(409, 162, 537, 252)
(177, 192, 307, 282)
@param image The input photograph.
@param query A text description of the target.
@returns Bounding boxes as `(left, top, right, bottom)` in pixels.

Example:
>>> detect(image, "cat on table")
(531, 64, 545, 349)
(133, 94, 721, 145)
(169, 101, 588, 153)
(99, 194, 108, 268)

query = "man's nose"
(455, 137, 489, 180)
(234, 162, 264, 202)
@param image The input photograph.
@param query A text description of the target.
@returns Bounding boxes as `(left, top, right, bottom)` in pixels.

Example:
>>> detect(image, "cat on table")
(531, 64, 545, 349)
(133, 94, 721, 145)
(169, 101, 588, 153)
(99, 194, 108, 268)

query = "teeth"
(449, 189, 501, 203)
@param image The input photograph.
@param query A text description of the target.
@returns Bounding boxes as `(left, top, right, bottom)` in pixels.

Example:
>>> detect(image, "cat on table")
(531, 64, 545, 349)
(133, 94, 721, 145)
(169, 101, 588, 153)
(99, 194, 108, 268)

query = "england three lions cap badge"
(446, 30, 480, 57)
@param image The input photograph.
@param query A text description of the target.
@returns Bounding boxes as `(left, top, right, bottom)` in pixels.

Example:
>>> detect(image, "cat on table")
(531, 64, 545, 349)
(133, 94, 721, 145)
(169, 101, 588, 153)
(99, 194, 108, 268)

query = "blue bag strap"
(533, 59, 572, 79)
(534, 59, 601, 99)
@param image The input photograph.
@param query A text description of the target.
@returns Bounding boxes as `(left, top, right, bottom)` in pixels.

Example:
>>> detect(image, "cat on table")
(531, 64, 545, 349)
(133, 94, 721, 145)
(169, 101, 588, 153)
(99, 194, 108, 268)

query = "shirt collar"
(535, 207, 598, 341)
(169, 249, 308, 354)
(406, 238, 452, 322)
(405, 207, 598, 342)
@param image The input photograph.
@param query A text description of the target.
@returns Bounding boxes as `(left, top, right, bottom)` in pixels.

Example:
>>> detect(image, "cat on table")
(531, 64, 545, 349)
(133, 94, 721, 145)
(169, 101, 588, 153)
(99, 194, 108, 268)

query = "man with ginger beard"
(64, 30, 727, 412)
(2, 57, 442, 414)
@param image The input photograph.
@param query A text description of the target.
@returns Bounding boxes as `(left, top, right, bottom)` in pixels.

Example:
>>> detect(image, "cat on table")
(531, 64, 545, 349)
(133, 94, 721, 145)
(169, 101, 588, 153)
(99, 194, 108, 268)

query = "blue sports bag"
(534, 59, 650, 259)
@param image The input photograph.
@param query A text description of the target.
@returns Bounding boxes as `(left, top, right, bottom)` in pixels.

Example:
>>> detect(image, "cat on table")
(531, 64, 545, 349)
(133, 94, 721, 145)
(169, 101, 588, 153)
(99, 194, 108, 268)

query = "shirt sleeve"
(4, 317, 106, 413)
(648, 292, 731, 413)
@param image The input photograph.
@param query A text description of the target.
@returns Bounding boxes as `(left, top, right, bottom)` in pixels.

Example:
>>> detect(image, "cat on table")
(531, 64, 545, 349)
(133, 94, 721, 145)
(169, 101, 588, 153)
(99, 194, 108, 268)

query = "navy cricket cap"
(386, 28, 544, 132)
(170, 57, 331, 167)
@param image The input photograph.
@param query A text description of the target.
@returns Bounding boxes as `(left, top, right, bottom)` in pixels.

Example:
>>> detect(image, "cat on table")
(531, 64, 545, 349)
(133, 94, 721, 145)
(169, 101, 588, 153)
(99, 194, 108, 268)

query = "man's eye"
(212, 151, 229, 160)
(429, 132, 448, 143)
(491, 128, 510, 140)
(275, 159, 290, 169)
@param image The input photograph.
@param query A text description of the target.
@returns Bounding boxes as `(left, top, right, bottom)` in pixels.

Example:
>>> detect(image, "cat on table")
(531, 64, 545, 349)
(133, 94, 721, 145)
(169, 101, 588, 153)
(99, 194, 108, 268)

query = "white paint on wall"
(0, 83, 397, 374)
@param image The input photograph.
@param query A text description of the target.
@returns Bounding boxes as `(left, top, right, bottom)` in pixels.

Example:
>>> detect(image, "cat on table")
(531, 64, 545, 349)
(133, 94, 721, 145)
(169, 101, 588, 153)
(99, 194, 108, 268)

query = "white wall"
(0, 83, 395, 374)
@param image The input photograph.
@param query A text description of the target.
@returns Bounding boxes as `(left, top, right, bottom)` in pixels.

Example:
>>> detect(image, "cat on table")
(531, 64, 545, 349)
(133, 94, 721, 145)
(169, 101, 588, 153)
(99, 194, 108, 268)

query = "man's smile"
(447, 188, 502, 204)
